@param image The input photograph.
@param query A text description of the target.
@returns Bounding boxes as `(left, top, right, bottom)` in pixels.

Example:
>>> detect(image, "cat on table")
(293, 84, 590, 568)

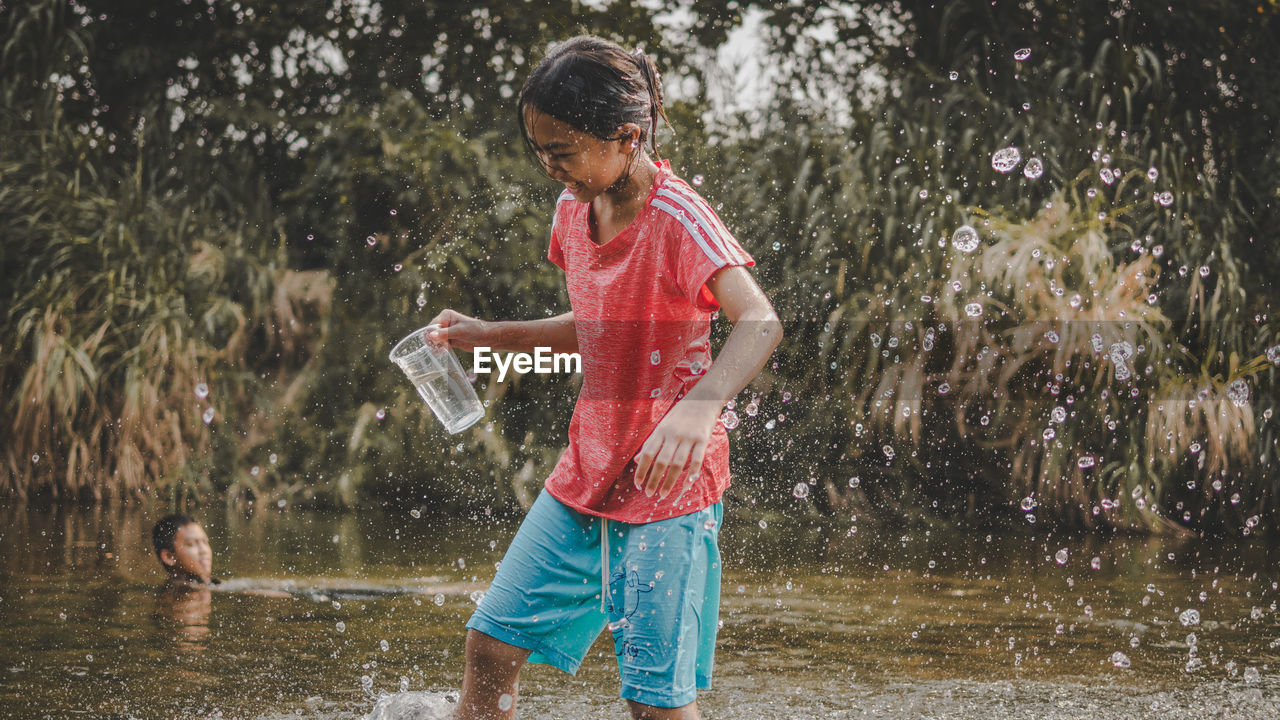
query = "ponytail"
(630, 49, 669, 157)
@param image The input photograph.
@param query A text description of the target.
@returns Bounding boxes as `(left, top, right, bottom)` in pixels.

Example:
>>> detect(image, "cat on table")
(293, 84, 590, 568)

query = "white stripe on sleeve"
(651, 198, 726, 267)
(655, 184, 750, 265)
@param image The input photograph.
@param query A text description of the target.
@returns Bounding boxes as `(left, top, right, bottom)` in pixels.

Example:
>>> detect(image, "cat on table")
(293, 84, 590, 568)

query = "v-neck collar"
(583, 160, 669, 257)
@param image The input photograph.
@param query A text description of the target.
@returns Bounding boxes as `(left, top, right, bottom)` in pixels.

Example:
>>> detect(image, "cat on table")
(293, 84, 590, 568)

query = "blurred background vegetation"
(2, 0, 1277, 536)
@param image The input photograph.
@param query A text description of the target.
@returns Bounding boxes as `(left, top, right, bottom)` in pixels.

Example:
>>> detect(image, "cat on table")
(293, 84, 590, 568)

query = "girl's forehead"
(524, 109, 588, 147)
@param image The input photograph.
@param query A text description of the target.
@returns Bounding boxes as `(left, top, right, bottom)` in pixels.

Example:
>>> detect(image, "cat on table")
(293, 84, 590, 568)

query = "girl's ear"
(159, 549, 176, 568)
(616, 122, 644, 148)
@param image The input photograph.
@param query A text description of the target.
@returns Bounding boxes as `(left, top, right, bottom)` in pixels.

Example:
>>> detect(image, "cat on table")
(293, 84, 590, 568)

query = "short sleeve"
(548, 190, 574, 271)
(653, 184, 755, 312)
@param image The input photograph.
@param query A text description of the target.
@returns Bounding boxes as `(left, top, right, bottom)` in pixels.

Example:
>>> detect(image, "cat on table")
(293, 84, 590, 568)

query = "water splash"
(365, 691, 457, 720)
(952, 225, 980, 253)
(991, 147, 1022, 173)
(1023, 158, 1044, 179)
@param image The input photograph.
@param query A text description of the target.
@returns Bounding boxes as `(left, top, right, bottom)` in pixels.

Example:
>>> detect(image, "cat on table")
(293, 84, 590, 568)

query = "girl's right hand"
(425, 309, 493, 352)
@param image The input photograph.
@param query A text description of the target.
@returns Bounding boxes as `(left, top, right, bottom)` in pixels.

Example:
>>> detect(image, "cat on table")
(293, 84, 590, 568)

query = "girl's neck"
(589, 155, 658, 246)
(597, 154, 658, 213)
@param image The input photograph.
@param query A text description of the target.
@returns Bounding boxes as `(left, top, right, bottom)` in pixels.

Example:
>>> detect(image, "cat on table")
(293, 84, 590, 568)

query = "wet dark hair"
(152, 514, 198, 558)
(517, 35, 669, 158)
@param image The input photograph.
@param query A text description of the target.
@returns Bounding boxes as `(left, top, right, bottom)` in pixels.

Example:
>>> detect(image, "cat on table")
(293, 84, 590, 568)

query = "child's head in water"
(151, 514, 213, 584)
(518, 35, 668, 202)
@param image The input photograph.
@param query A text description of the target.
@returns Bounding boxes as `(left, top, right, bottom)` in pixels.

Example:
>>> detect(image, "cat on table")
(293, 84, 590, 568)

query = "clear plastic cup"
(389, 325, 484, 434)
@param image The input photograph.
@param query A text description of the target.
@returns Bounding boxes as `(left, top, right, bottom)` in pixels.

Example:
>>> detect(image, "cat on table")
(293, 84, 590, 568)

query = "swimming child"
(427, 35, 783, 720)
(151, 514, 217, 586)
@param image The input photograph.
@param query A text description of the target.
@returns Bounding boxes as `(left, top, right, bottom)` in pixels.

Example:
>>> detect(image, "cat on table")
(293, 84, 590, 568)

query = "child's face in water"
(524, 109, 640, 203)
(162, 522, 213, 583)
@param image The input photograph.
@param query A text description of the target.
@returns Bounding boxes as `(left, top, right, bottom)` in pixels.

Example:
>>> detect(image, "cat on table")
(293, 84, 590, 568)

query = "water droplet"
(410, 509, 421, 519)
(1198, 265, 1209, 278)
(380, 639, 390, 652)
(250, 465, 260, 477)
(745, 401, 759, 417)
(1147, 166, 1159, 182)
(470, 590, 485, 605)
(1091, 556, 1102, 570)
(703, 517, 717, 530)
(375, 408, 387, 420)
(792, 483, 810, 499)
(765, 419, 776, 430)
(1243, 666, 1262, 684)
(963, 302, 983, 317)
(1054, 548, 1069, 565)
(194, 383, 210, 399)
(1227, 379, 1250, 407)
(1077, 455, 1096, 469)
(758, 519, 768, 529)
(918, 189, 929, 199)
(389, 209, 398, 216)
(393, 263, 403, 272)
(416, 293, 427, 308)
(433, 593, 445, 606)
(366, 235, 376, 246)
(336, 621, 346, 633)
(991, 147, 1022, 173)
(849, 476, 861, 489)
(692, 174, 704, 186)
(1265, 344, 1280, 365)
(31, 454, 39, 464)
(952, 225, 980, 252)
(1022, 158, 1044, 179)
(1051, 406, 1067, 423)
(276, 499, 286, 509)
(1042, 427, 1056, 441)
(1111, 651, 1131, 669)
(937, 382, 951, 395)
(1179, 608, 1201, 626)
(1156, 191, 1174, 206)
(720, 410, 740, 430)
(202, 408, 215, 425)
(650, 350, 661, 365)
(1100, 167, 1115, 185)
(498, 694, 514, 712)
(882, 445, 896, 460)
(269, 453, 278, 464)
(1020, 497, 1035, 512)
(1013, 48, 1031, 61)
(306, 234, 315, 242)
(948, 70, 959, 81)
(649, 388, 661, 399)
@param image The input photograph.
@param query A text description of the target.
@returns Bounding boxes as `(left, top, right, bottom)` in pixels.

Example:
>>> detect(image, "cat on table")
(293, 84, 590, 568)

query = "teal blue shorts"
(467, 490, 723, 708)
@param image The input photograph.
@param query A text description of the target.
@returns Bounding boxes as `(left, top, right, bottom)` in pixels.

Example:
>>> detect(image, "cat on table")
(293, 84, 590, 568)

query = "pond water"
(0, 501, 1276, 719)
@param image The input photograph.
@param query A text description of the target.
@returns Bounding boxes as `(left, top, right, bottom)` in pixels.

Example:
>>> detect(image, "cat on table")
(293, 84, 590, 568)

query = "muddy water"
(0, 502, 1275, 719)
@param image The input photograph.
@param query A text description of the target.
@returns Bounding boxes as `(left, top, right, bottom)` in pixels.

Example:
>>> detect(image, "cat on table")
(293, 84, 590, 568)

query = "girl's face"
(524, 109, 638, 203)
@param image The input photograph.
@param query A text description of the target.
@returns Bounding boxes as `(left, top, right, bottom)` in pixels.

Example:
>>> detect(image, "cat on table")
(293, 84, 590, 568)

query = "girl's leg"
(626, 699, 701, 719)
(455, 629, 531, 720)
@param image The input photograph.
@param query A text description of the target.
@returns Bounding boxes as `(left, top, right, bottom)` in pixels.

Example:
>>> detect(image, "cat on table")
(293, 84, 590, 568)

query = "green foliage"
(2, 0, 1276, 536)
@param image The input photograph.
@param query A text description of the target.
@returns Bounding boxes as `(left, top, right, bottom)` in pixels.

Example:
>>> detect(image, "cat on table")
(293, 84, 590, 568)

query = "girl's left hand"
(633, 400, 721, 501)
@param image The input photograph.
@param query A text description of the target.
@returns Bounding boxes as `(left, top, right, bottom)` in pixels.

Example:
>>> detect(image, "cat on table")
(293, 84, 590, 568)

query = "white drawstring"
(600, 517, 610, 613)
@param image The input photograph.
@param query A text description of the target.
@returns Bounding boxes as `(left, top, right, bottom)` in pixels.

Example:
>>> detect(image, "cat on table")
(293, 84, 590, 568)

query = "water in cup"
(390, 326, 484, 434)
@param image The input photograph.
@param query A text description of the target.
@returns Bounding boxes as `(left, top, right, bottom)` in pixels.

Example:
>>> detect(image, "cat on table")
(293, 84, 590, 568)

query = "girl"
(428, 35, 782, 720)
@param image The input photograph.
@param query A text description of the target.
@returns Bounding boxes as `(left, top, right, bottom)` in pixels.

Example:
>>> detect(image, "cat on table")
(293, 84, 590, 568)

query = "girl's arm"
(633, 266, 783, 500)
(426, 310, 578, 355)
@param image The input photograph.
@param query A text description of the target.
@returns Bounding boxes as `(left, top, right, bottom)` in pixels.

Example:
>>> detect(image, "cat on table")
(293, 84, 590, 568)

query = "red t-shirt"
(544, 161, 755, 523)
